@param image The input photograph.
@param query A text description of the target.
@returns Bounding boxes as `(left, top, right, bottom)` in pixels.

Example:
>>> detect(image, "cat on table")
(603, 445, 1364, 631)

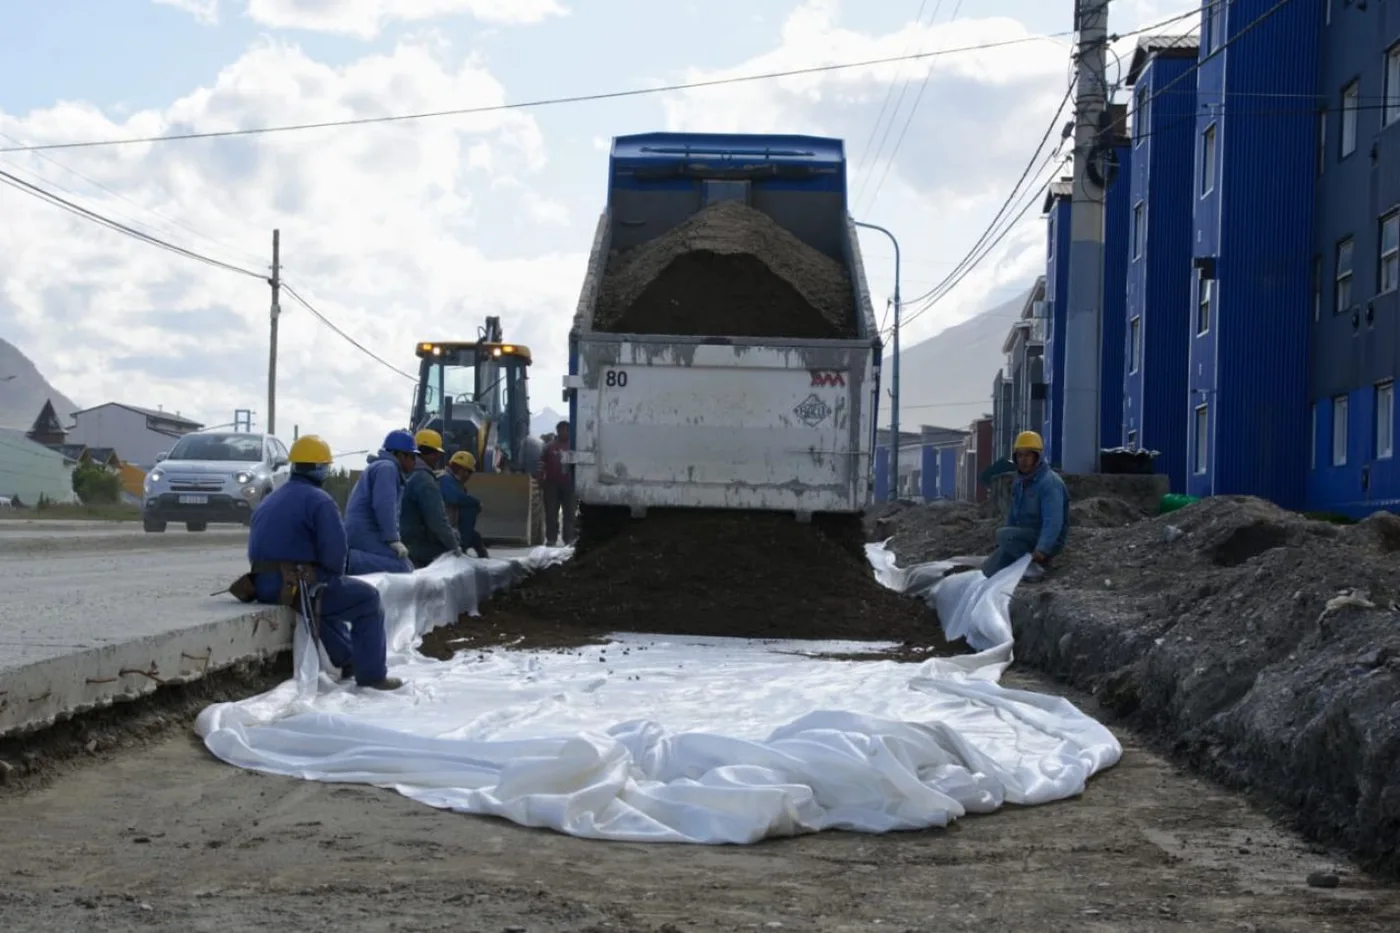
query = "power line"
(851, 0, 935, 185)
(0, 31, 1077, 155)
(280, 284, 417, 382)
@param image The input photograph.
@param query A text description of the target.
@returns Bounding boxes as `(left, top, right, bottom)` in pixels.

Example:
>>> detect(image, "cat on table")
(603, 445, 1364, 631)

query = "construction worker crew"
(344, 429, 418, 575)
(245, 435, 403, 691)
(441, 449, 489, 559)
(399, 428, 463, 568)
(982, 430, 1070, 579)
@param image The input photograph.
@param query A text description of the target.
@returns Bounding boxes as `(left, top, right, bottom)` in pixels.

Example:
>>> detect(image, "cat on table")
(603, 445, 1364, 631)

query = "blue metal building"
(1122, 34, 1200, 492)
(1041, 181, 1073, 464)
(1185, 0, 1320, 508)
(1100, 122, 1133, 451)
(1307, 0, 1400, 517)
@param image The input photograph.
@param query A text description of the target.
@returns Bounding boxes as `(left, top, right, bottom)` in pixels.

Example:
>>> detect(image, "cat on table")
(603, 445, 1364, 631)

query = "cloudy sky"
(0, 0, 1196, 463)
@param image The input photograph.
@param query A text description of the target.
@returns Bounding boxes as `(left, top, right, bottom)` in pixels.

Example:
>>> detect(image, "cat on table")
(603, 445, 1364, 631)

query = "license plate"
(178, 495, 208, 505)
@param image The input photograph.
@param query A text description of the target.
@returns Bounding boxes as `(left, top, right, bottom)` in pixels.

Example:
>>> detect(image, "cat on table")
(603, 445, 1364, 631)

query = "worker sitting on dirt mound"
(344, 429, 418, 575)
(982, 430, 1069, 581)
(246, 435, 403, 691)
(441, 450, 489, 558)
(399, 428, 463, 568)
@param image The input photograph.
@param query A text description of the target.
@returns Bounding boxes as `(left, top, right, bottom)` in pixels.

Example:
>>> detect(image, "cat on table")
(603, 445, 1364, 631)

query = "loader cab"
(410, 341, 533, 473)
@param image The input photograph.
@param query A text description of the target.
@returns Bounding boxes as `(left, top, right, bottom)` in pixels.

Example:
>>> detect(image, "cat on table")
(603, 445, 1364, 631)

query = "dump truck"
(409, 318, 546, 547)
(565, 131, 883, 545)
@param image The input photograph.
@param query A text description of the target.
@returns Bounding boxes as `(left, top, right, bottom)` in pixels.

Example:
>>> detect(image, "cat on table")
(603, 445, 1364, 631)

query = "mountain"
(0, 338, 81, 433)
(883, 285, 1034, 432)
(531, 406, 566, 438)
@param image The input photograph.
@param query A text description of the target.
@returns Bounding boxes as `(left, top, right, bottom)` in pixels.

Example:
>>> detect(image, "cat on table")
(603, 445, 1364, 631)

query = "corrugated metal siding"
(1100, 140, 1133, 449)
(1307, 0, 1400, 515)
(1042, 198, 1072, 463)
(938, 446, 958, 499)
(1198, 0, 1321, 508)
(1130, 53, 1199, 492)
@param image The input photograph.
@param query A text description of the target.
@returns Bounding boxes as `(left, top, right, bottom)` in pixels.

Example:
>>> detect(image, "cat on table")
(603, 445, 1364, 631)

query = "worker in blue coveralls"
(344, 429, 418, 575)
(246, 434, 403, 691)
(982, 430, 1070, 580)
(441, 450, 489, 558)
(399, 428, 463, 568)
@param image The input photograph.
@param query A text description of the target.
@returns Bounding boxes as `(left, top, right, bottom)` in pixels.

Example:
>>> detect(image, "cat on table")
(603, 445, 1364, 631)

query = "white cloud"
(160, 0, 570, 39)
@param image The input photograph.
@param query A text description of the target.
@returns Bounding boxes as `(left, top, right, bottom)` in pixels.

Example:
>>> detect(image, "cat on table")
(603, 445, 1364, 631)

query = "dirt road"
(2, 670, 1396, 933)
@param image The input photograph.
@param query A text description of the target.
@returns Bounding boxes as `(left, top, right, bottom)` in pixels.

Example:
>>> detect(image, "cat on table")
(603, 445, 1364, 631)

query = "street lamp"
(854, 220, 901, 502)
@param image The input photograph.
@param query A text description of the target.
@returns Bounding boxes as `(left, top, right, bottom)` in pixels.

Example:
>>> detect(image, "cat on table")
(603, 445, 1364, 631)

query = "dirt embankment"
(873, 492, 1400, 878)
(594, 199, 857, 338)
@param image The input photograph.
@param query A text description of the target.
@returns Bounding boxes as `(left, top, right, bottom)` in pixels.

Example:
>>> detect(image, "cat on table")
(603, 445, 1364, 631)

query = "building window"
(1194, 405, 1209, 474)
(1336, 237, 1354, 312)
(1135, 86, 1149, 146)
(1201, 123, 1217, 196)
(1333, 394, 1349, 466)
(1197, 278, 1212, 335)
(1382, 212, 1400, 292)
(1387, 45, 1400, 126)
(1132, 201, 1146, 259)
(1342, 81, 1359, 157)
(1378, 382, 1395, 459)
(1127, 430, 1137, 449)
(1129, 315, 1142, 373)
(1317, 110, 1327, 175)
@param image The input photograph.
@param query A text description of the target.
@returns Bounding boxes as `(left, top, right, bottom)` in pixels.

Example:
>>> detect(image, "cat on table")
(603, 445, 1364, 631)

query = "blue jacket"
(439, 472, 481, 542)
(1006, 459, 1070, 555)
(344, 450, 405, 558)
(247, 474, 347, 601)
(400, 459, 459, 563)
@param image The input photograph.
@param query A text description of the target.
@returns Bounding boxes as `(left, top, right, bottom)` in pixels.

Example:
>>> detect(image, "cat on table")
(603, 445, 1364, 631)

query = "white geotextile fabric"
(196, 545, 1122, 844)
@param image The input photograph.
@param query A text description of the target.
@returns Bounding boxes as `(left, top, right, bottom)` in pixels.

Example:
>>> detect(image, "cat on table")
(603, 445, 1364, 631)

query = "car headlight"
(234, 471, 253, 484)
(146, 469, 164, 486)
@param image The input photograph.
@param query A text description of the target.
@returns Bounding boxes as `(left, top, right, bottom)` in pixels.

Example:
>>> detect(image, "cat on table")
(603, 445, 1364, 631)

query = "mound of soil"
(866, 498, 998, 565)
(420, 510, 962, 659)
(595, 200, 856, 338)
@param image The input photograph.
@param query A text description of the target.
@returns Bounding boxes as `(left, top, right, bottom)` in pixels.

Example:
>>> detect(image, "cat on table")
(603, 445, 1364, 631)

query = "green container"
(1158, 493, 1199, 514)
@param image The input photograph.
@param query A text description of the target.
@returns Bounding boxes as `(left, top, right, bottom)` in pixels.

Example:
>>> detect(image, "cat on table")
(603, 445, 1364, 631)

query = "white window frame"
(1201, 123, 1217, 196)
(1387, 45, 1400, 126)
(1197, 278, 1213, 335)
(1194, 405, 1209, 475)
(1382, 212, 1400, 293)
(1135, 86, 1149, 147)
(1129, 315, 1142, 373)
(1336, 237, 1355, 312)
(1378, 382, 1395, 460)
(1127, 429, 1138, 449)
(1132, 201, 1146, 259)
(1342, 80, 1359, 157)
(1333, 394, 1349, 466)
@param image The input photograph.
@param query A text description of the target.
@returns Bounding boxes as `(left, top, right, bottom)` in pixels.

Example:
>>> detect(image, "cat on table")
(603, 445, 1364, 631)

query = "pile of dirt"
(1005, 496, 1400, 876)
(865, 498, 999, 564)
(419, 510, 963, 660)
(594, 200, 857, 338)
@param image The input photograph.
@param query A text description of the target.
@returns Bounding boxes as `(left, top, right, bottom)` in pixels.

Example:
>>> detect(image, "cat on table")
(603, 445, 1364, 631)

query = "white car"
(142, 431, 291, 532)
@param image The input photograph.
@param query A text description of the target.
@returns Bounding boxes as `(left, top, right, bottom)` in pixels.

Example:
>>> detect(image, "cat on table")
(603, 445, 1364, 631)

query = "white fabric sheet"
(196, 545, 1122, 844)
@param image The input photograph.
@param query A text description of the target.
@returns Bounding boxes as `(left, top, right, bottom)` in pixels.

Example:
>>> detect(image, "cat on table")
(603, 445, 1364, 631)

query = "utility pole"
(267, 229, 281, 437)
(1061, 0, 1110, 474)
(854, 220, 901, 501)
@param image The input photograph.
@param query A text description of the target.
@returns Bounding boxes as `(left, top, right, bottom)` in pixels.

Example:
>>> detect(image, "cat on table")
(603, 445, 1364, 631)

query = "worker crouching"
(245, 435, 403, 691)
(982, 430, 1070, 581)
(344, 429, 418, 575)
(441, 450, 489, 558)
(399, 429, 463, 568)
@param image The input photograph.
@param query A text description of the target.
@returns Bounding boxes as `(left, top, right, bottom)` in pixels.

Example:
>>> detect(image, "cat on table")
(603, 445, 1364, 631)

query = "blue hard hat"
(382, 429, 418, 454)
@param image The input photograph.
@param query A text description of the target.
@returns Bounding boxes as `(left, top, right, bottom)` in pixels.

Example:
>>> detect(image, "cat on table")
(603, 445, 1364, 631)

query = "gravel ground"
(3, 666, 1398, 933)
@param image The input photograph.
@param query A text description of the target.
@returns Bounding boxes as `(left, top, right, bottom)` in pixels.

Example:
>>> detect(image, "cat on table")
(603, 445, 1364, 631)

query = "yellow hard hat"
(1013, 430, 1044, 453)
(414, 428, 444, 453)
(449, 450, 476, 471)
(288, 434, 333, 465)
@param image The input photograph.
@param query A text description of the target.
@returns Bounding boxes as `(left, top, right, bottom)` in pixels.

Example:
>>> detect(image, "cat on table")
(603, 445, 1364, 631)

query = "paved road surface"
(0, 521, 249, 556)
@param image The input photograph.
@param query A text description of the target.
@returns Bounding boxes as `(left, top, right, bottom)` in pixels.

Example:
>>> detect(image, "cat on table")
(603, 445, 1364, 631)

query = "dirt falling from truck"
(419, 510, 962, 658)
(594, 199, 858, 338)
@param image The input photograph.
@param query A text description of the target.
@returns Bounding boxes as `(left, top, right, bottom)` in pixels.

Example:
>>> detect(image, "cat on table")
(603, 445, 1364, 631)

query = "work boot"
(362, 676, 404, 691)
(339, 665, 354, 682)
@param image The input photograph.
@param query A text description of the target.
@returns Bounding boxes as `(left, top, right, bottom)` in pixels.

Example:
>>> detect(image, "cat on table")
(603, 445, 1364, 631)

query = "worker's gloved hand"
(389, 541, 410, 560)
(1031, 551, 1048, 565)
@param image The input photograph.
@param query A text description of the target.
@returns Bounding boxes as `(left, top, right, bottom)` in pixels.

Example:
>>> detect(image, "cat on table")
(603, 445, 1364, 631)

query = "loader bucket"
(469, 473, 546, 547)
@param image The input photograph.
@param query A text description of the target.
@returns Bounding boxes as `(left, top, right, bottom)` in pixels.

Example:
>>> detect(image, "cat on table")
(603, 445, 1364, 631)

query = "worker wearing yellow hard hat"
(441, 449, 489, 558)
(982, 428, 1070, 580)
(397, 427, 464, 567)
(242, 433, 403, 691)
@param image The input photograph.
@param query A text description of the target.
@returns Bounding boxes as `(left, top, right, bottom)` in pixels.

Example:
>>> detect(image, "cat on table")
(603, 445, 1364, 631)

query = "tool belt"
(218, 561, 320, 613)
